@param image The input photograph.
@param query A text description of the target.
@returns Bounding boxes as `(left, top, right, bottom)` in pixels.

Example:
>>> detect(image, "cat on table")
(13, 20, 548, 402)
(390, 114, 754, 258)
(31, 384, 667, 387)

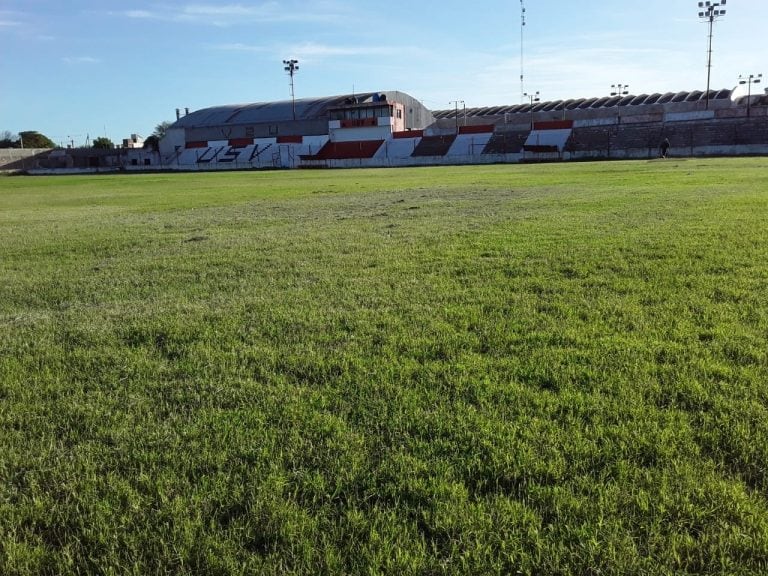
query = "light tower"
(611, 84, 629, 98)
(697, 1, 727, 110)
(449, 100, 465, 132)
(283, 59, 299, 120)
(739, 73, 762, 117)
(524, 91, 540, 129)
(612, 84, 629, 122)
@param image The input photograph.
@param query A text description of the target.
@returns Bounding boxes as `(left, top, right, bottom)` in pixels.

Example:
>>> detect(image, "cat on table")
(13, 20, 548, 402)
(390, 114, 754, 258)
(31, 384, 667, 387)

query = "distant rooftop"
(432, 88, 736, 119)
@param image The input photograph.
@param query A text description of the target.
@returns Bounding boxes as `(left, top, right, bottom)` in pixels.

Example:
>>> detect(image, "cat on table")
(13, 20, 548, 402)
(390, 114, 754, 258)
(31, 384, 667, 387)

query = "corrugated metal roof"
(173, 93, 378, 128)
(432, 89, 735, 118)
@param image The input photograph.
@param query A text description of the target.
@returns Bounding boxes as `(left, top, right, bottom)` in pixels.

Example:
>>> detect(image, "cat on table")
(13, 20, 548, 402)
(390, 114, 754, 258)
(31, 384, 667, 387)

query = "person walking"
(660, 138, 670, 158)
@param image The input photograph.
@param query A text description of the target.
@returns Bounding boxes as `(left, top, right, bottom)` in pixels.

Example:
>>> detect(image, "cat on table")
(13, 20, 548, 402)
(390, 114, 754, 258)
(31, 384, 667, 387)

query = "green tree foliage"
(18, 131, 56, 149)
(92, 137, 114, 150)
(152, 121, 172, 140)
(0, 130, 19, 148)
(143, 135, 160, 151)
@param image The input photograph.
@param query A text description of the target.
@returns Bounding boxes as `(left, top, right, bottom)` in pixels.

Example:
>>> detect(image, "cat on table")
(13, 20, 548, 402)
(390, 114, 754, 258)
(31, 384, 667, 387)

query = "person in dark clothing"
(660, 138, 670, 158)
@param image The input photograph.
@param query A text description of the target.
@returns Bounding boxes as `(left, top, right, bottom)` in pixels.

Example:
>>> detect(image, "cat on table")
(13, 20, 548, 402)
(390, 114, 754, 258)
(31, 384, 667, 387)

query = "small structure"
(122, 134, 145, 149)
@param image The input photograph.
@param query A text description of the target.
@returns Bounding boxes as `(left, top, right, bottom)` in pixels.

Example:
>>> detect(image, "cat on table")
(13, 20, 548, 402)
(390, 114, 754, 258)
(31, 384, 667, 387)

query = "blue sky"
(0, 0, 764, 146)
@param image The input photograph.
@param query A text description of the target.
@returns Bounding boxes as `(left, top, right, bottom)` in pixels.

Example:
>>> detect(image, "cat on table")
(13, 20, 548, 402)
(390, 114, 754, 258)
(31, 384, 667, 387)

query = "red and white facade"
(327, 98, 406, 142)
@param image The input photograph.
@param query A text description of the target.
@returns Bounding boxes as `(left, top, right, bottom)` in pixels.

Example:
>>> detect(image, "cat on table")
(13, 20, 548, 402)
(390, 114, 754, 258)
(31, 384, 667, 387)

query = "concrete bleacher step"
(302, 140, 384, 160)
(447, 133, 493, 156)
(411, 135, 457, 157)
(565, 127, 611, 152)
(482, 131, 529, 154)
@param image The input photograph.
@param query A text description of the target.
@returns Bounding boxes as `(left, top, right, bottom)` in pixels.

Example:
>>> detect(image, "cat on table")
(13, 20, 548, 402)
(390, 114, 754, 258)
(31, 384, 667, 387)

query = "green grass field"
(1, 159, 767, 575)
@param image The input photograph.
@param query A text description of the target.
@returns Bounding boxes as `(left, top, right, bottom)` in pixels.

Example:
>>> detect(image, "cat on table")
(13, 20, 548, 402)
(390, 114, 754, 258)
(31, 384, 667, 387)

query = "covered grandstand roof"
(173, 92, 411, 128)
(432, 88, 735, 119)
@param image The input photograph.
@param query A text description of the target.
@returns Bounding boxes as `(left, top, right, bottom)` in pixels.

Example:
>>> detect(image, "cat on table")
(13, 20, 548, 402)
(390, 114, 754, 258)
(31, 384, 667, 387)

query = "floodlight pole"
(449, 100, 464, 133)
(283, 59, 299, 120)
(611, 84, 629, 123)
(611, 84, 629, 97)
(697, 1, 727, 110)
(524, 91, 540, 130)
(739, 73, 762, 117)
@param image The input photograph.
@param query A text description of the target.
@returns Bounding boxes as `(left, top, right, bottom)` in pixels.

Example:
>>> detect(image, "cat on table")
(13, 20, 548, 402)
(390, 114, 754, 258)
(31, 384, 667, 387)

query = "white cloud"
(124, 10, 156, 19)
(287, 41, 400, 60)
(212, 42, 269, 52)
(212, 41, 405, 63)
(62, 56, 102, 65)
(112, 2, 345, 26)
(183, 3, 266, 17)
(0, 10, 22, 27)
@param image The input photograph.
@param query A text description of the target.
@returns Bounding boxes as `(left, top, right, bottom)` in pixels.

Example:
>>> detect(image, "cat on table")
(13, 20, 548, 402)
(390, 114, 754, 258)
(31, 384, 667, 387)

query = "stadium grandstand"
(158, 91, 433, 169)
(5, 86, 767, 173)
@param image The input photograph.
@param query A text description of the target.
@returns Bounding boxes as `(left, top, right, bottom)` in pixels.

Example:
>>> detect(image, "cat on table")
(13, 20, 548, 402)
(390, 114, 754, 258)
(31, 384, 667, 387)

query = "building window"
(396, 109, 402, 119)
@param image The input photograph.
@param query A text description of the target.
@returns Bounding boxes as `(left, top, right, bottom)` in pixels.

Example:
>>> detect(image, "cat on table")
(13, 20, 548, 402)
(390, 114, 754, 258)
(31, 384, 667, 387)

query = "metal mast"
(520, 0, 526, 103)
(697, 1, 726, 110)
(283, 59, 299, 120)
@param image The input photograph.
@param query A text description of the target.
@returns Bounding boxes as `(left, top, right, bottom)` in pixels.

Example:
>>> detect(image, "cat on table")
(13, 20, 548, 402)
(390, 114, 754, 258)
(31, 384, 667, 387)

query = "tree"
(142, 120, 173, 151)
(18, 131, 56, 149)
(152, 121, 173, 140)
(143, 135, 160, 151)
(0, 131, 19, 148)
(92, 137, 114, 149)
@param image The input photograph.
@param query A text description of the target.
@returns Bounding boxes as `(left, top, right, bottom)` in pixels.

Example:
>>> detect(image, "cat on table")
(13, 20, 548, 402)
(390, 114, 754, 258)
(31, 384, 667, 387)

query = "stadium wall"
(0, 149, 51, 171)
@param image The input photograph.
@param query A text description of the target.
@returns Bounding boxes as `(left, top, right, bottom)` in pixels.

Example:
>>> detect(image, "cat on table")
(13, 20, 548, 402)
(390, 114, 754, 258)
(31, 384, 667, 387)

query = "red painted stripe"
(277, 135, 303, 144)
(532, 120, 574, 130)
(458, 124, 494, 134)
(186, 141, 208, 149)
(340, 118, 378, 128)
(303, 140, 384, 160)
(229, 138, 253, 147)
